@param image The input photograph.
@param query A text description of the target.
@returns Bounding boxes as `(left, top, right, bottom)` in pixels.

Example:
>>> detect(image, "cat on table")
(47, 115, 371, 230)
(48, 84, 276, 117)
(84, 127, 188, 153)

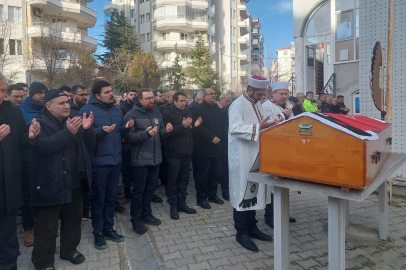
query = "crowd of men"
(0, 73, 352, 269)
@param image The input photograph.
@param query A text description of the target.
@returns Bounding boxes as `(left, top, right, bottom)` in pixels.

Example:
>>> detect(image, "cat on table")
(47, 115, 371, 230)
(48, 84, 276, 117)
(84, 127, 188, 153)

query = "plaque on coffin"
(259, 112, 392, 190)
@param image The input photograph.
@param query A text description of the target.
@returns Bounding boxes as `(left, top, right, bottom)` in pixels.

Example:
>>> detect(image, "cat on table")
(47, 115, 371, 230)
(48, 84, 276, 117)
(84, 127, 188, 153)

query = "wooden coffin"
(259, 116, 392, 190)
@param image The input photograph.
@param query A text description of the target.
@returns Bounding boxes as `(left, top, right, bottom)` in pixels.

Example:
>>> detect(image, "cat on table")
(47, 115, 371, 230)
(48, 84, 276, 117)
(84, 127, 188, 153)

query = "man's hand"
(0, 124, 10, 141)
(125, 119, 134, 129)
(182, 117, 192, 128)
(166, 123, 173, 133)
(212, 137, 220, 144)
(103, 124, 116, 134)
(29, 118, 41, 140)
(195, 117, 203, 128)
(260, 116, 278, 130)
(283, 108, 292, 117)
(67, 117, 83, 135)
(82, 112, 94, 130)
(147, 126, 158, 136)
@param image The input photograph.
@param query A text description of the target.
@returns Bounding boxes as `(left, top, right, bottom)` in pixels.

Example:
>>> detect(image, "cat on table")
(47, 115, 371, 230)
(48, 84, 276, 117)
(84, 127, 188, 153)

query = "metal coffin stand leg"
(379, 181, 388, 240)
(328, 197, 345, 270)
(274, 186, 290, 270)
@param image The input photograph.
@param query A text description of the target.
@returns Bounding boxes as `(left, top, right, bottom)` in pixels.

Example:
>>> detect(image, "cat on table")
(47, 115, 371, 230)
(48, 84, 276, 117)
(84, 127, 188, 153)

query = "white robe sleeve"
(262, 100, 278, 123)
(229, 102, 260, 142)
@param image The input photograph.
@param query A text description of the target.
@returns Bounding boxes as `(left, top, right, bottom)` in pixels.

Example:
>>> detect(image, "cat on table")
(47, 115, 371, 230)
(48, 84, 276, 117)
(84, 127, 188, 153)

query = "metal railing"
(154, 15, 207, 22)
(322, 73, 336, 97)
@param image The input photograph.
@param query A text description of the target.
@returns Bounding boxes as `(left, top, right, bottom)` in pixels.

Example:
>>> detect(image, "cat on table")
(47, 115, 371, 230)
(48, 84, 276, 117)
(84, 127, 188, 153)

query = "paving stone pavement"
(16, 175, 406, 270)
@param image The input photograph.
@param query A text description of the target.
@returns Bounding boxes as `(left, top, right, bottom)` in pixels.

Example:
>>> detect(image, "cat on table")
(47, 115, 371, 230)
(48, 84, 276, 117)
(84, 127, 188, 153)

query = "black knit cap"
(288, 96, 299, 103)
(44, 89, 68, 104)
(29, 81, 48, 97)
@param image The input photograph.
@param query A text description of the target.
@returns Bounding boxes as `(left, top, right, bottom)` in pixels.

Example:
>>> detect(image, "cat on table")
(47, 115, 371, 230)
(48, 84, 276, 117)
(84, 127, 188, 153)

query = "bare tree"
(0, 9, 20, 83)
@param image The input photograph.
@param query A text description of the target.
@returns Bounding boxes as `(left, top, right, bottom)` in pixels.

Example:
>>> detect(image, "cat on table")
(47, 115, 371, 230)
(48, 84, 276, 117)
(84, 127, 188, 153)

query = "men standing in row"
(219, 93, 232, 201)
(6, 84, 25, 105)
(19, 81, 48, 247)
(262, 82, 296, 228)
(123, 89, 173, 234)
(69, 85, 89, 118)
(120, 90, 137, 199)
(193, 88, 223, 209)
(30, 90, 95, 269)
(319, 93, 331, 113)
(163, 92, 201, 220)
(0, 74, 41, 270)
(228, 75, 276, 252)
(79, 80, 125, 250)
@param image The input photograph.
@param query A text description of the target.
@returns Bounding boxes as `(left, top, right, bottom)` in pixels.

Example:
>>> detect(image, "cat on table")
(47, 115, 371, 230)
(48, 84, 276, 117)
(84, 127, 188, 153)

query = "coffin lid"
(268, 112, 388, 141)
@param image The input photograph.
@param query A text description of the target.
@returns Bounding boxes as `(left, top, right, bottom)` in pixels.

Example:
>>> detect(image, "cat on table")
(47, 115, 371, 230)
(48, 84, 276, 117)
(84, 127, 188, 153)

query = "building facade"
(293, 0, 406, 180)
(104, 0, 265, 93)
(0, 0, 97, 84)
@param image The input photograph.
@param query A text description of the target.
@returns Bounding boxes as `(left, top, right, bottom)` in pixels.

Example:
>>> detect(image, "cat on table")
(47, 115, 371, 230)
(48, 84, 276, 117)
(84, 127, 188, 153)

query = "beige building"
(0, 0, 97, 84)
(104, 0, 265, 93)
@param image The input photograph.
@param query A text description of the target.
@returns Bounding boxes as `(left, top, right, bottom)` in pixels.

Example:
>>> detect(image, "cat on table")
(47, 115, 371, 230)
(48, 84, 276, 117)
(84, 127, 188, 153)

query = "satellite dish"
(370, 42, 384, 111)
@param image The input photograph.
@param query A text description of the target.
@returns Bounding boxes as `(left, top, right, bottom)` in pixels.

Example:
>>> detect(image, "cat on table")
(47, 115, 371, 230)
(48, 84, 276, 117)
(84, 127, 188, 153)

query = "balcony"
(28, 23, 97, 52)
(252, 28, 259, 36)
(251, 49, 259, 56)
(252, 39, 259, 47)
(32, 56, 72, 71)
(27, 0, 97, 27)
(238, 70, 247, 77)
(154, 37, 195, 52)
(153, 0, 209, 9)
(153, 15, 209, 32)
(237, 4, 247, 11)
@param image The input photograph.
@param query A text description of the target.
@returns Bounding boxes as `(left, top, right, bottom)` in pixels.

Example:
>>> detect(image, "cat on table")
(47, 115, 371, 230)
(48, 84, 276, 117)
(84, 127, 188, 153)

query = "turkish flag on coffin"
(325, 114, 389, 132)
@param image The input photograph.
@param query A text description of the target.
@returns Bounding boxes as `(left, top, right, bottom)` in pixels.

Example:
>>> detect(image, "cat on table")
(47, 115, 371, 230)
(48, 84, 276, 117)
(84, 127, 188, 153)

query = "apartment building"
(0, 0, 97, 84)
(104, 0, 265, 92)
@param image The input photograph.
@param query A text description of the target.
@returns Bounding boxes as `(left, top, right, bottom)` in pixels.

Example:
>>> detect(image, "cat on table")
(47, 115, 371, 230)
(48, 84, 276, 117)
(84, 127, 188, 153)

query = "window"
(181, 53, 188, 60)
(131, 9, 135, 18)
(146, 13, 150, 22)
(164, 52, 171, 61)
(140, 14, 144, 23)
(140, 34, 145, 42)
(153, 6, 207, 22)
(283, 51, 288, 56)
(8, 6, 22, 23)
(133, 26, 136, 32)
(146, 32, 150, 41)
(306, 2, 331, 36)
(336, 0, 354, 12)
(211, 35, 214, 44)
(233, 61, 236, 70)
(232, 43, 236, 52)
(9, 39, 15, 55)
(162, 32, 170, 40)
(0, 5, 3, 21)
(233, 27, 236, 36)
(17, 40, 22, 55)
(0, 39, 3, 54)
(336, 10, 353, 39)
(141, 0, 144, 3)
(180, 33, 187, 40)
(232, 9, 236, 18)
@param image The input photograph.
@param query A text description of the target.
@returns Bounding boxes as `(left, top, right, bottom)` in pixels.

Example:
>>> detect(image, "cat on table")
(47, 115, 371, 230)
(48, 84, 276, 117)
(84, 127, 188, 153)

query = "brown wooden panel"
(261, 116, 361, 141)
(260, 135, 366, 189)
(366, 126, 392, 186)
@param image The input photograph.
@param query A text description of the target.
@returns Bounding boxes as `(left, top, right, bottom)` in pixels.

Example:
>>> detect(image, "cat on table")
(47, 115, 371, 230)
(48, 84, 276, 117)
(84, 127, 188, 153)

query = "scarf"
(24, 97, 45, 111)
(239, 93, 263, 209)
(269, 97, 288, 120)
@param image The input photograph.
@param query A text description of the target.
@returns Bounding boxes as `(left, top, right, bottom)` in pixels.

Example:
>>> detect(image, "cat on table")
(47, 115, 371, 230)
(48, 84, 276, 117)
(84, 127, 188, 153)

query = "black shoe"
(197, 200, 211, 209)
(104, 230, 125, 242)
(60, 252, 85, 265)
(132, 219, 148, 235)
(178, 203, 197, 214)
(290, 217, 297, 223)
(142, 215, 161, 226)
(82, 211, 91, 220)
(170, 205, 179, 220)
(115, 201, 124, 213)
(94, 233, 107, 250)
(124, 187, 132, 199)
(236, 234, 258, 252)
(248, 227, 273, 242)
(222, 193, 230, 201)
(208, 196, 224, 205)
(152, 194, 163, 203)
(265, 218, 274, 229)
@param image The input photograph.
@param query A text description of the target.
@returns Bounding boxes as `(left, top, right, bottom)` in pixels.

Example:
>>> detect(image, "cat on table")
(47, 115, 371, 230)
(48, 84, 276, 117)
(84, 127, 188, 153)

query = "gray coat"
(123, 100, 168, 167)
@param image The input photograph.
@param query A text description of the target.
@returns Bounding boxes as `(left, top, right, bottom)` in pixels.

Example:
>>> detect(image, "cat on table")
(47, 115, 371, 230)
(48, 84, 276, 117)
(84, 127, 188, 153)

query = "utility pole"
(386, 0, 394, 202)
(219, 41, 223, 92)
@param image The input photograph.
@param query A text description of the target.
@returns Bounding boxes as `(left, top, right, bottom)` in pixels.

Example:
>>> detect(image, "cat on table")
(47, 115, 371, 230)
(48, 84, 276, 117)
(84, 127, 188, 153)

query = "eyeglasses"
(142, 97, 154, 101)
(76, 93, 89, 97)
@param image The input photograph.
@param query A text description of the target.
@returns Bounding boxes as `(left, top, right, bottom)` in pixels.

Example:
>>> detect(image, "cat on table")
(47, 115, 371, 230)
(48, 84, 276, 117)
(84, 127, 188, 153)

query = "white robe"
(228, 94, 269, 211)
(262, 99, 293, 123)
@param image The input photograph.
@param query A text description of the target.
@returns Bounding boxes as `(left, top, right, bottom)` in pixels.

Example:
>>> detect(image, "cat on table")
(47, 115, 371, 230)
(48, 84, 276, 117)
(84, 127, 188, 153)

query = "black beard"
(248, 92, 259, 103)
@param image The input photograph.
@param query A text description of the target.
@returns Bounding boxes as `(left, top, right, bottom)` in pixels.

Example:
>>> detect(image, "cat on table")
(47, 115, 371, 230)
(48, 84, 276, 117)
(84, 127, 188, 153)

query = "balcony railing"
(154, 15, 207, 22)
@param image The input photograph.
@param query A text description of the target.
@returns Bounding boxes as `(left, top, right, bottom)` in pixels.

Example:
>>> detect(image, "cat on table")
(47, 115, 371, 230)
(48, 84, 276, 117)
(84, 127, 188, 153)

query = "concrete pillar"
(295, 37, 305, 93)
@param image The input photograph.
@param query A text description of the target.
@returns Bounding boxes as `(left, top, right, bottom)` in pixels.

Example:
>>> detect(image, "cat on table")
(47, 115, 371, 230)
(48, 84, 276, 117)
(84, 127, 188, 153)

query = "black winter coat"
(69, 99, 82, 118)
(162, 104, 193, 158)
(29, 110, 96, 206)
(0, 101, 31, 214)
(292, 104, 304, 116)
(192, 101, 222, 158)
(320, 101, 331, 113)
(158, 102, 171, 114)
(123, 99, 168, 167)
(220, 106, 229, 162)
(120, 100, 133, 116)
